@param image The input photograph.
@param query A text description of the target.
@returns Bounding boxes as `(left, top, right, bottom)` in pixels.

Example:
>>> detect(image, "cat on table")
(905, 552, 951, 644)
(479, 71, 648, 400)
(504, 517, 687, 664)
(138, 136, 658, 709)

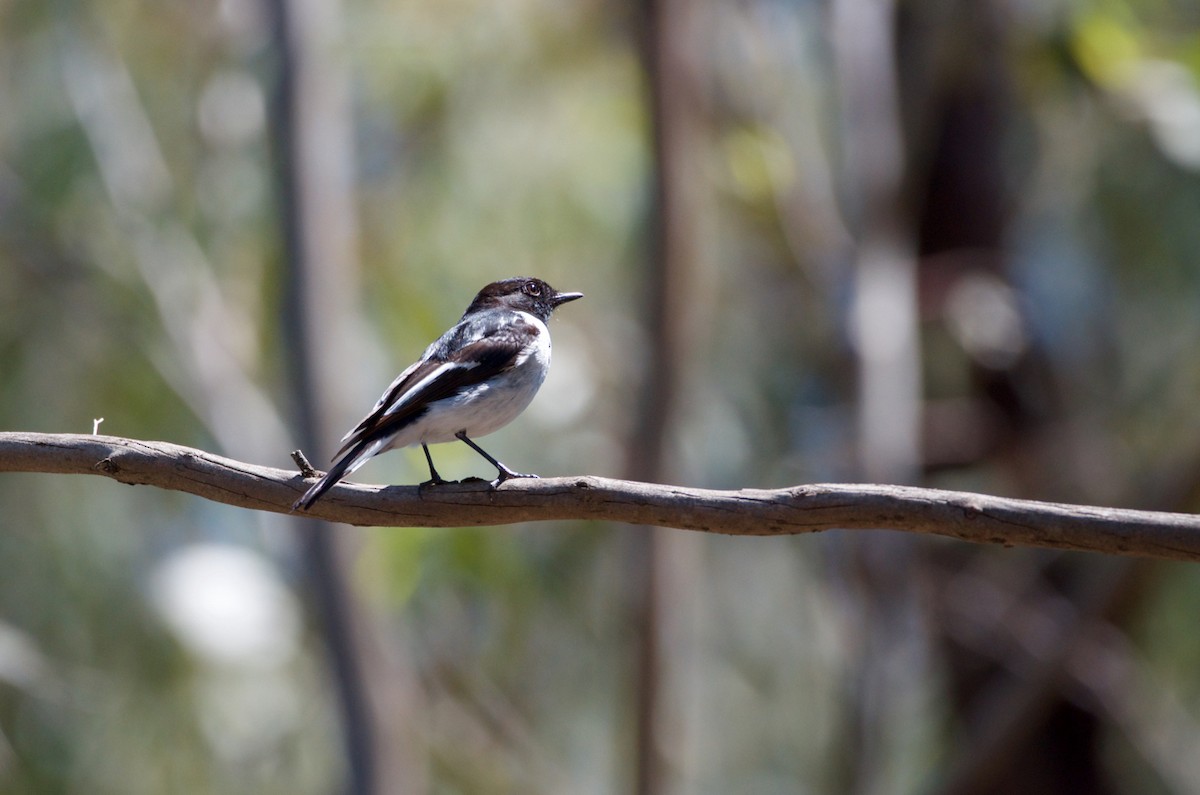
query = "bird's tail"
(291, 438, 384, 512)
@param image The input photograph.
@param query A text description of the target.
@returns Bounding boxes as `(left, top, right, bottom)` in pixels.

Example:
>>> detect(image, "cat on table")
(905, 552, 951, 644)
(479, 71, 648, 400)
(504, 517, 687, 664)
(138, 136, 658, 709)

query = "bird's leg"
(419, 444, 455, 486)
(454, 431, 538, 487)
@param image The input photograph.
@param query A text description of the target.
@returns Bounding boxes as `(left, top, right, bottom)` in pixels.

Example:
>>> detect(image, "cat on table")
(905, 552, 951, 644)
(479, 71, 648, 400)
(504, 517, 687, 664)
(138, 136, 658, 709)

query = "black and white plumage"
(292, 277, 583, 511)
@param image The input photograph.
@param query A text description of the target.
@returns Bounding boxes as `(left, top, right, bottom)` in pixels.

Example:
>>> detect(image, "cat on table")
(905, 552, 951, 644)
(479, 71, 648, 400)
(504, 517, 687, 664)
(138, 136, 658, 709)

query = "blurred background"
(2, 0, 1200, 792)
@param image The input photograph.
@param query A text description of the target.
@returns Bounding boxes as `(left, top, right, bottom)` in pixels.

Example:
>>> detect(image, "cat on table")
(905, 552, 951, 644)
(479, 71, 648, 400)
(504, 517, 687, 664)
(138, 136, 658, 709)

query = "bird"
(292, 276, 583, 511)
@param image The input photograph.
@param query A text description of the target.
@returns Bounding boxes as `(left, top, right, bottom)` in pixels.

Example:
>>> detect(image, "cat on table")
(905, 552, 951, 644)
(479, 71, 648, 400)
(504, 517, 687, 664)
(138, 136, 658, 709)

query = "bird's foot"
(490, 468, 539, 488)
(419, 475, 457, 487)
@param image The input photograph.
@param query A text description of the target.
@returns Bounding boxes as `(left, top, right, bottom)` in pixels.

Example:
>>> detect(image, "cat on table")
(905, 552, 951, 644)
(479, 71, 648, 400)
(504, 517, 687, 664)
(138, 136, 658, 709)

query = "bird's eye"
(523, 282, 543, 297)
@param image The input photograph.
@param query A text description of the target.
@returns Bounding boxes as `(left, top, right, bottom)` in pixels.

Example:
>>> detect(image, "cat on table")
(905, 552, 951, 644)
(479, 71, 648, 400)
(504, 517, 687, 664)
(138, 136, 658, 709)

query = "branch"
(2, 432, 1199, 562)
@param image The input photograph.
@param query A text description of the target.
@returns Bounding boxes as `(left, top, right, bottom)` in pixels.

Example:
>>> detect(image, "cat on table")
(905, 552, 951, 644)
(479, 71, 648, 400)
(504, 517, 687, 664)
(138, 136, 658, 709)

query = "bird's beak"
(552, 291, 584, 307)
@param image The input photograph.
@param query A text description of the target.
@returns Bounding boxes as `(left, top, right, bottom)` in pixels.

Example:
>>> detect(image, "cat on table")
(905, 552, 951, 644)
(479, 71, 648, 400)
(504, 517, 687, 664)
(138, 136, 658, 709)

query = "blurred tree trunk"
(629, 0, 708, 793)
(827, 0, 925, 790)
(899, 2, 1125, 793)
(266, 0, 423, 792)
(832, 0, 921, 486)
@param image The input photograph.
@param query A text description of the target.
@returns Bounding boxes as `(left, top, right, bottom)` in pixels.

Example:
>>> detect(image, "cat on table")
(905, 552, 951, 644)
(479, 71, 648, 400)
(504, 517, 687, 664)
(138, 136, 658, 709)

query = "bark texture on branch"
(2, 432, 1198, 562)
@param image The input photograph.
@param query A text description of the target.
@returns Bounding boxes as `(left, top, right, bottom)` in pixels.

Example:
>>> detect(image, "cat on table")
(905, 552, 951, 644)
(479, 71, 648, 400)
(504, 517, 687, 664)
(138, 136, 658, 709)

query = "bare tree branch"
(2, 432, 1199, 561)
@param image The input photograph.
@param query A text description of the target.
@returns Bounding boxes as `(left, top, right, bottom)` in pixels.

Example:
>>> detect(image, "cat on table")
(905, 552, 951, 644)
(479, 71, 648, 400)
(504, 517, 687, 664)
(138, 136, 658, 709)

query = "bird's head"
(465, 277, 583, 322)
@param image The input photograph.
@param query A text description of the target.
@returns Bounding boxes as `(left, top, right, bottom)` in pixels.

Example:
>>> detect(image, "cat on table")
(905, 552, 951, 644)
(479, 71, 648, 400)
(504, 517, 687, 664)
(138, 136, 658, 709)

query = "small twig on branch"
(291, 449, 318, 479)
(1, 432, 1199, 562)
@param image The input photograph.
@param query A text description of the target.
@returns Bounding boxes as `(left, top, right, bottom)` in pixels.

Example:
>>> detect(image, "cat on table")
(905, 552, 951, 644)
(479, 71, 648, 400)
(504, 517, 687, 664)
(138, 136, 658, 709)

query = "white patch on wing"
(380, 361, 475, 418)
(372, 361, 419, 411)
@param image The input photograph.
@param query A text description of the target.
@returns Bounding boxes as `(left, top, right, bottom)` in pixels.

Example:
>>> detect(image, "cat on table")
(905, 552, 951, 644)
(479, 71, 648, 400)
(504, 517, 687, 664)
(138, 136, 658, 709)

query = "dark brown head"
(464, 277, 583, 322)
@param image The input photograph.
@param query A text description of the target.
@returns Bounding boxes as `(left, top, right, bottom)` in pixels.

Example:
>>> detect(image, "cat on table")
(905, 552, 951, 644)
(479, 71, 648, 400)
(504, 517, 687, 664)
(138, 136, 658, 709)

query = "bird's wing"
(331, 313, 539, 461)
(338, 358, 424, 445)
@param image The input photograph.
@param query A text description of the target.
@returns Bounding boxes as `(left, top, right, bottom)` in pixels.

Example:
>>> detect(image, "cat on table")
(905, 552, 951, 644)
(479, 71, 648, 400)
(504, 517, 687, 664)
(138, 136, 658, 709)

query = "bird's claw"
(490, 471, 539, 488)
(419, 476, 457, 487)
